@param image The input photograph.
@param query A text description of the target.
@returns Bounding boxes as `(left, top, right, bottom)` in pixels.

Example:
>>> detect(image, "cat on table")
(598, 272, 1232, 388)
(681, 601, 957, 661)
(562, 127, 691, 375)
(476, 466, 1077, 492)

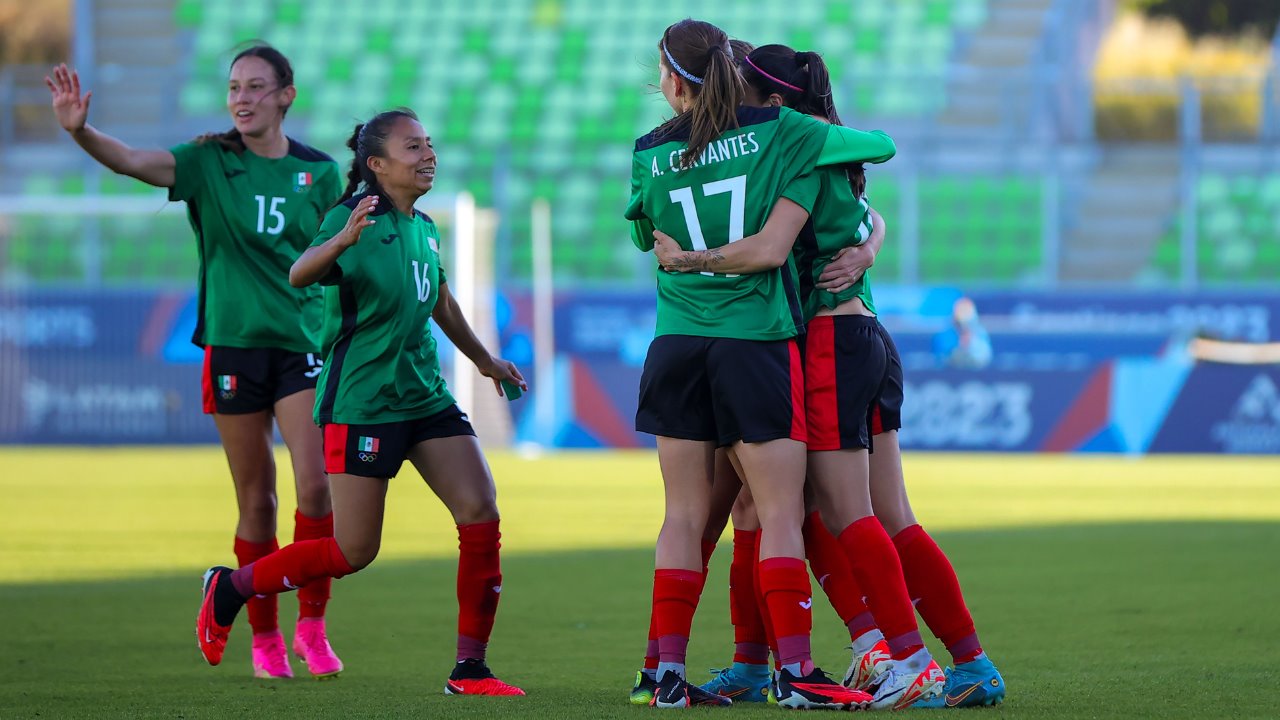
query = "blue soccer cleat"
(913, 654, 1006, 708)
(699, 662, 771, 702)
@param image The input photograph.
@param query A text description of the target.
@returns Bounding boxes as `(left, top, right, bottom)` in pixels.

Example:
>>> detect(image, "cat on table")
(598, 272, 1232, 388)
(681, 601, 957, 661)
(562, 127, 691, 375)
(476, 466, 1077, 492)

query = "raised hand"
(46, 64, 91, 133)
(338, 195, 379, 247)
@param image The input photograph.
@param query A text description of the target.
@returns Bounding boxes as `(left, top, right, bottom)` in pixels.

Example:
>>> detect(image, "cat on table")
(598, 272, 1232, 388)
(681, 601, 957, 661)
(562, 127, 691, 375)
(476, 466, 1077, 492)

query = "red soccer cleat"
(196, 566, 237, 666)
(445, 658, 526, 696)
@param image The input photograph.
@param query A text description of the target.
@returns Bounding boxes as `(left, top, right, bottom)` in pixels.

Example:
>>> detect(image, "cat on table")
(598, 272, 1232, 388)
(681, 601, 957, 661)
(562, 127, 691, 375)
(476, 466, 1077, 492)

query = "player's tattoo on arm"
(667, 247, 726, 273)
(700, 247, 726, 272)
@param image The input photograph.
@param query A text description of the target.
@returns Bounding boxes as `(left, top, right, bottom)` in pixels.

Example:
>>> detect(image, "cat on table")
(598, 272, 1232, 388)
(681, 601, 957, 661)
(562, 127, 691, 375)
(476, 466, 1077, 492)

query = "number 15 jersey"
(169, 139, 342, 352)
(625, 106, 895, 342)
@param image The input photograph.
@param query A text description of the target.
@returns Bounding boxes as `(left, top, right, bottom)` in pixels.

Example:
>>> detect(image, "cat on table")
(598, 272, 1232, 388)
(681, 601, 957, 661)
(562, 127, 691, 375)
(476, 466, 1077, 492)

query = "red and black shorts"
(871, 319, 904, 436)
(804, 315, 889, 451)
(636, 334, 806, 447)
(201, 346, 323, 415)
(322, 404, 476, 479)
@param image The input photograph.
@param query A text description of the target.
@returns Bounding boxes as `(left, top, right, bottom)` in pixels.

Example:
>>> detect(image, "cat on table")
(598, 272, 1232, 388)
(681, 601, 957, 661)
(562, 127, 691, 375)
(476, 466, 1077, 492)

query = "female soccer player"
(196, 108, 527, 697)
(626, 19, 895, 709)
(655, 44, 1004, 709)
(47, 46, 345, 679)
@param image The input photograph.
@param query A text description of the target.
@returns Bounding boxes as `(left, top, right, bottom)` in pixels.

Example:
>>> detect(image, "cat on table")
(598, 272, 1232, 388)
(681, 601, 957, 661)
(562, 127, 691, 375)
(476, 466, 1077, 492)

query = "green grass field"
(2, 449, 1278, 719)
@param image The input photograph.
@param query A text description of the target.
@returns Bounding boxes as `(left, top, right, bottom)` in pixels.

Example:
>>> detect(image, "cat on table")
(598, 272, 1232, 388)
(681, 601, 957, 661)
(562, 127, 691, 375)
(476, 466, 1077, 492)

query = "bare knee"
(662, 509, 708, 541)
(337, 537, 381, 572)
(236, 488, 278, 528)
(754, 502, 803, 535)
(294, 472, 332, 515)
(876, 508, 916, 537)
(451, 492, 499, 526)
(730, 497, 760, 532)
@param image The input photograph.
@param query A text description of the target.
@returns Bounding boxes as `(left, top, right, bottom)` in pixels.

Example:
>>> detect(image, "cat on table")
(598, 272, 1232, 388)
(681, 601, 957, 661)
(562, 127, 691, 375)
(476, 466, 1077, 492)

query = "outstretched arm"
(652, 197, 811, 274)
(817, 126, 896, 166)
(432, 282, 528, 397)
(47, 64, 176, 187)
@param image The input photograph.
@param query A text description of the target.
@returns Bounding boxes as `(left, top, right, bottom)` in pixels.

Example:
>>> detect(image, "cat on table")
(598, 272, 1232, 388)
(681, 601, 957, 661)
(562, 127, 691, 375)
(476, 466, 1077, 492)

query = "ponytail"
(334, 123, 366, 207)
(743, 45, 864, 198)
(684, 45, 743, 169)
(794, 51, 841, 126)
(194, 129, 247, 154)
(658, 19, 743, 170)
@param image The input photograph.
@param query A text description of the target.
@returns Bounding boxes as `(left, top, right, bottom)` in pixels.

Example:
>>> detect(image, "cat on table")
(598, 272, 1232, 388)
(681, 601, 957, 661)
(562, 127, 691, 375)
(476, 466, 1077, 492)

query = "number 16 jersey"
(309, 193, 455, 426)
(625, 106, 895, 342)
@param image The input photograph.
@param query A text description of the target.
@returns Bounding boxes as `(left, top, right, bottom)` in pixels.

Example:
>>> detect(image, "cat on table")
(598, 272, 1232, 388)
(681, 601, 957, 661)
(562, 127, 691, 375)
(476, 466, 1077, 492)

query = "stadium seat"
(158, 0, 992, 284)
(1151, 173, 1280, 283)
(6, 0, 995, 286)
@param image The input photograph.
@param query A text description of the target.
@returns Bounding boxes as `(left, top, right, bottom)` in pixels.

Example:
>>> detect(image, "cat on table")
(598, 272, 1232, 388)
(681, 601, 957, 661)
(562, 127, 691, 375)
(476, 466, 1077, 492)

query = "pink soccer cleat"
(293, 618, 343, 679)
(251, 630, 294, 679)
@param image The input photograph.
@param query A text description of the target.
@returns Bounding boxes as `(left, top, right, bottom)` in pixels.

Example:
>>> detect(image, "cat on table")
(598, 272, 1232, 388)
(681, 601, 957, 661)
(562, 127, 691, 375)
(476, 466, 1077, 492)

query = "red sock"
(757, 557, 813, 672)
(234, 536, 279, 634)
(293, 511, 334, 620)
(730, 530, 769, 664)
(701, 538, 717, 577)
(652, 569, 703, 665)
(802, 512, 875, 639)
(644, 540, 715, 671)
(643, 608, 660, 672)
(245, 537, 355, 596)
(752, 545, 779, 668)
(894, 524, 982, 664)
(457, 521, 502, 661)
(838, 517, 923, 661)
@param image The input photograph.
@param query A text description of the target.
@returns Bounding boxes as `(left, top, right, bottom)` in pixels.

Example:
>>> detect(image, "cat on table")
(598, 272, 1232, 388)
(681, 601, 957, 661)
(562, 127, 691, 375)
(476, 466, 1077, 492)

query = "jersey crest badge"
(294, 172, 313, 193)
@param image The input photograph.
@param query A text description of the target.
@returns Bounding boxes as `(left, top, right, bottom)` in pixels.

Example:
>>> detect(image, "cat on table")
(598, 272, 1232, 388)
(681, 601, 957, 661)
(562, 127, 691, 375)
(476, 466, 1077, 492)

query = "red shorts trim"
(201, 346, 216, 414)
(324, 424, 350, 474)
(788, 338, 807, 443)
(870, 405, 885, 436)
(804, 318, 839, 449)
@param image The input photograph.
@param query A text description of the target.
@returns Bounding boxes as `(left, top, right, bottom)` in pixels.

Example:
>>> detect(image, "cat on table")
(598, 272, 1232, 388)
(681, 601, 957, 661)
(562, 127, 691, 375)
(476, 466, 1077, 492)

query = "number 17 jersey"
(625, 106, 895, 342)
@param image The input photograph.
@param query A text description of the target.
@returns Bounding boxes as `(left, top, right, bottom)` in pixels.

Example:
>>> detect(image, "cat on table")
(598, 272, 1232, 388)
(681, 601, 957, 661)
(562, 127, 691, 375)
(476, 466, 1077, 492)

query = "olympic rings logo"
(358, 452, 378, 462)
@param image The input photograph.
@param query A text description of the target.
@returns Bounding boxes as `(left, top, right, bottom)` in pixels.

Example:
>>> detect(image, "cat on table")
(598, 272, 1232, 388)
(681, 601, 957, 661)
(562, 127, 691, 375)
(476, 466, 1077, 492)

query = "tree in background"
(1125, 0, 1279, 39)
(1097, 3, 1274, 141)
(0, 0, 70, 66)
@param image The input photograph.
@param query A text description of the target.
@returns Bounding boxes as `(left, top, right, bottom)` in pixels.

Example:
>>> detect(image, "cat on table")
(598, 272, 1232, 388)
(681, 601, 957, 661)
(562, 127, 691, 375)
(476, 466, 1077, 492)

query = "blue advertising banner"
(0, 356, 215, 444)
(1149, 364, 1280, 454)
(3, 287, 1279, 451)
(898, 368, 1096, 451)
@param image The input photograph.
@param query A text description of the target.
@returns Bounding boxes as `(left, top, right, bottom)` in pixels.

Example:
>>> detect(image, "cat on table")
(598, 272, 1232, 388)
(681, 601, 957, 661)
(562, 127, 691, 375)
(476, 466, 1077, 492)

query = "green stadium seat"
(1187, 173, 1280, 282)
(6, 0, 1004, 286)
(175, 0, 203, 27)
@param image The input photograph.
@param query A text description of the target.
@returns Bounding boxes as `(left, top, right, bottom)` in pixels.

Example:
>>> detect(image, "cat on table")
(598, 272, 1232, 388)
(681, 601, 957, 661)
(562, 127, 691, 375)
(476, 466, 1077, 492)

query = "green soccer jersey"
(311, 193, 455, 426)
(168, 138, 342, 352)
(785, 167, 878, 321)
(625, 106, 894, 341)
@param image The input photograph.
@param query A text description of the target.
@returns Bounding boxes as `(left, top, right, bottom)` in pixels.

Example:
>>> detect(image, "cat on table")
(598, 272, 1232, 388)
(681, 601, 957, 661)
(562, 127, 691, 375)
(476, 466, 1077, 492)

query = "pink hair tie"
(744, 55, 804, 92)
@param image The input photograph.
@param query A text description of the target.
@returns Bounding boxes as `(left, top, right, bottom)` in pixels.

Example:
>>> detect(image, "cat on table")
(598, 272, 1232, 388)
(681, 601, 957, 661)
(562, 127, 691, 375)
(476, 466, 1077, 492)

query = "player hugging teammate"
(627, 19, 1006, 711)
